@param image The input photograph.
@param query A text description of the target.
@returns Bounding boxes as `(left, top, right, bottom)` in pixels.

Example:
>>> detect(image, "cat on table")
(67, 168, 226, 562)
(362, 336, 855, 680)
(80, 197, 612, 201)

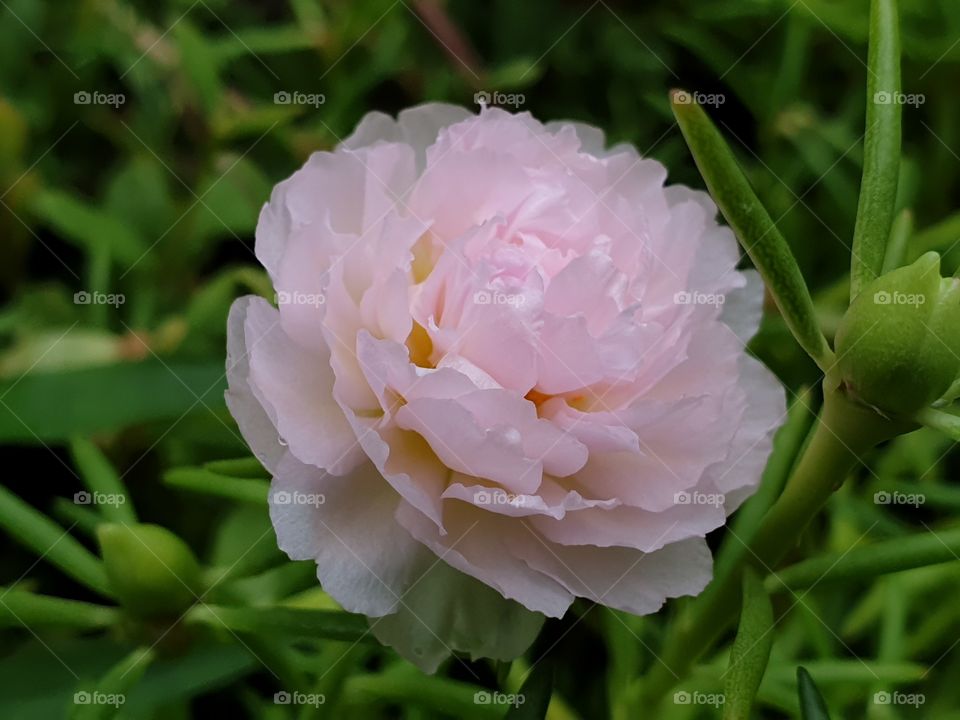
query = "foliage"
(3, 0, 960, 718)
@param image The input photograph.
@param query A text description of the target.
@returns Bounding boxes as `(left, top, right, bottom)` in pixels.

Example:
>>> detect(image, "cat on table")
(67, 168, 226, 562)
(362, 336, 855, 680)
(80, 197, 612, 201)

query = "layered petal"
(229, 104, 787, 674)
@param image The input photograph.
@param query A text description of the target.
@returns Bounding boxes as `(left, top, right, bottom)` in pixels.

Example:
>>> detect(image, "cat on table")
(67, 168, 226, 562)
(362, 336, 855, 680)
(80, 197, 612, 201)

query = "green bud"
(836, 252, 960, 416)
(97, 523, 202, 618)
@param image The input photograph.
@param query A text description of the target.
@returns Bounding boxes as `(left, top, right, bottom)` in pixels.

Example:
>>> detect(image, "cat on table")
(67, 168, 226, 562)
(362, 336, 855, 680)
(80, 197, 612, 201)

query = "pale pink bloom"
(226, 104, 785, 670)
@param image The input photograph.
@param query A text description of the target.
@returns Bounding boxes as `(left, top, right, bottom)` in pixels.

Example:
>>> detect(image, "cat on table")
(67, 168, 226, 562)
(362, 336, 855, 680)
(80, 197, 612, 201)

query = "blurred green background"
(2, 0, 960, 718)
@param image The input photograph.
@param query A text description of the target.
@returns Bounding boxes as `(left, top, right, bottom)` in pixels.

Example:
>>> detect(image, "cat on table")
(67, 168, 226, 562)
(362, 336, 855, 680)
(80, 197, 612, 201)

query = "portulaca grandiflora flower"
(226, 103, 785, 671)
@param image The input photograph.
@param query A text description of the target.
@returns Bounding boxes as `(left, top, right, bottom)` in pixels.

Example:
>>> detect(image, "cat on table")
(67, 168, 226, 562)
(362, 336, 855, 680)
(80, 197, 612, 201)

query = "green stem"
(640, 378, 904, 707)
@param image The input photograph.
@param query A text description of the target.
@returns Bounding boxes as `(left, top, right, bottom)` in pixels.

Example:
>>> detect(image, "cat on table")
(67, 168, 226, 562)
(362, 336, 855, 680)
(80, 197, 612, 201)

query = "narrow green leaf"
(210, 25, 316, 62)
(0, 588, 119, 629)
(188, 156, 271, 243)
(313, 644, 366, 719)
(850, 0, 902, 299)
(870, 578, 907, 718)
(164, 467, 269, 505)
(52, 498, 103, 539)
(797, 667, 832, 720)
(203, 456, 268, 479)
(289, 0, 325, 29)
(911, 210, 960, 258)
(174, 20, 222, 115)
(0, 361, 226, 442)
(724, 570, 774, 720)
(871, 480, 960, 511)
(29, 189, 148, 267)
(123, 641, 256, 713)
(204, 505, 283, 586)
(344, 669, 503, 720)
(184, 604, 373, 643)
(71, 646, 156, 720)
(0, 485, 111, 596)
(69, 436, 136, 523)
(670, 92, 833, 370)
(604, 610, 643, 720)
(775, 661, 924, 686)
(506, 658, 554, 720)
(769, 528, 960, 592)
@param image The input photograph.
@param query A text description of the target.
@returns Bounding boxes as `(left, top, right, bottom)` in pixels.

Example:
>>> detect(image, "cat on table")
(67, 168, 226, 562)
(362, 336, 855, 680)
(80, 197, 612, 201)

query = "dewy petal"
(225, 297, 285, 473)
(395, 397, 544, 495)
(442, 475, 618, 520)
(231, 105, 789, 670)
(244, 297, 364, 476)
(451, 390, 588, 478)
(721, 269, 765, 344)
(703, 353, 787, 511)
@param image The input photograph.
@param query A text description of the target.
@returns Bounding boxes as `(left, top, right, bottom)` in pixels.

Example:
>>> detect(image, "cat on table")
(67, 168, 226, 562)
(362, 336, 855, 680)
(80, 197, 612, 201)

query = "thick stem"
(639, 377, 906, 707)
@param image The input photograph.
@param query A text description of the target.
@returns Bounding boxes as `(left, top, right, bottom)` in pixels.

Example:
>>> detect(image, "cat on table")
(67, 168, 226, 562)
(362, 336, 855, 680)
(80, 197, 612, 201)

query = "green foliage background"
(2, 0, 960, 718)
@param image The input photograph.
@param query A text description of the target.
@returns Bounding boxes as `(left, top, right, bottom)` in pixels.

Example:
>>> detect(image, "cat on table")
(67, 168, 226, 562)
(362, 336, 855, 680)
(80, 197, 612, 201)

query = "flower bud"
(97, 523, 202, 618)
(835, 252, 960, 416)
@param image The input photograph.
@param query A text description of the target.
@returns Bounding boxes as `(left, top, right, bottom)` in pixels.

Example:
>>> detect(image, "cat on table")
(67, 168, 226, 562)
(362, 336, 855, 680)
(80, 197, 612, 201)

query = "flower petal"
(244, 297, 364, 475)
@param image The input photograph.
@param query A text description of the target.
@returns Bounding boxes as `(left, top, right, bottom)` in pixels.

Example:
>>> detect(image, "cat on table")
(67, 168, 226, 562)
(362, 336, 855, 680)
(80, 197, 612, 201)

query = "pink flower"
(226, 104, 785, 671)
